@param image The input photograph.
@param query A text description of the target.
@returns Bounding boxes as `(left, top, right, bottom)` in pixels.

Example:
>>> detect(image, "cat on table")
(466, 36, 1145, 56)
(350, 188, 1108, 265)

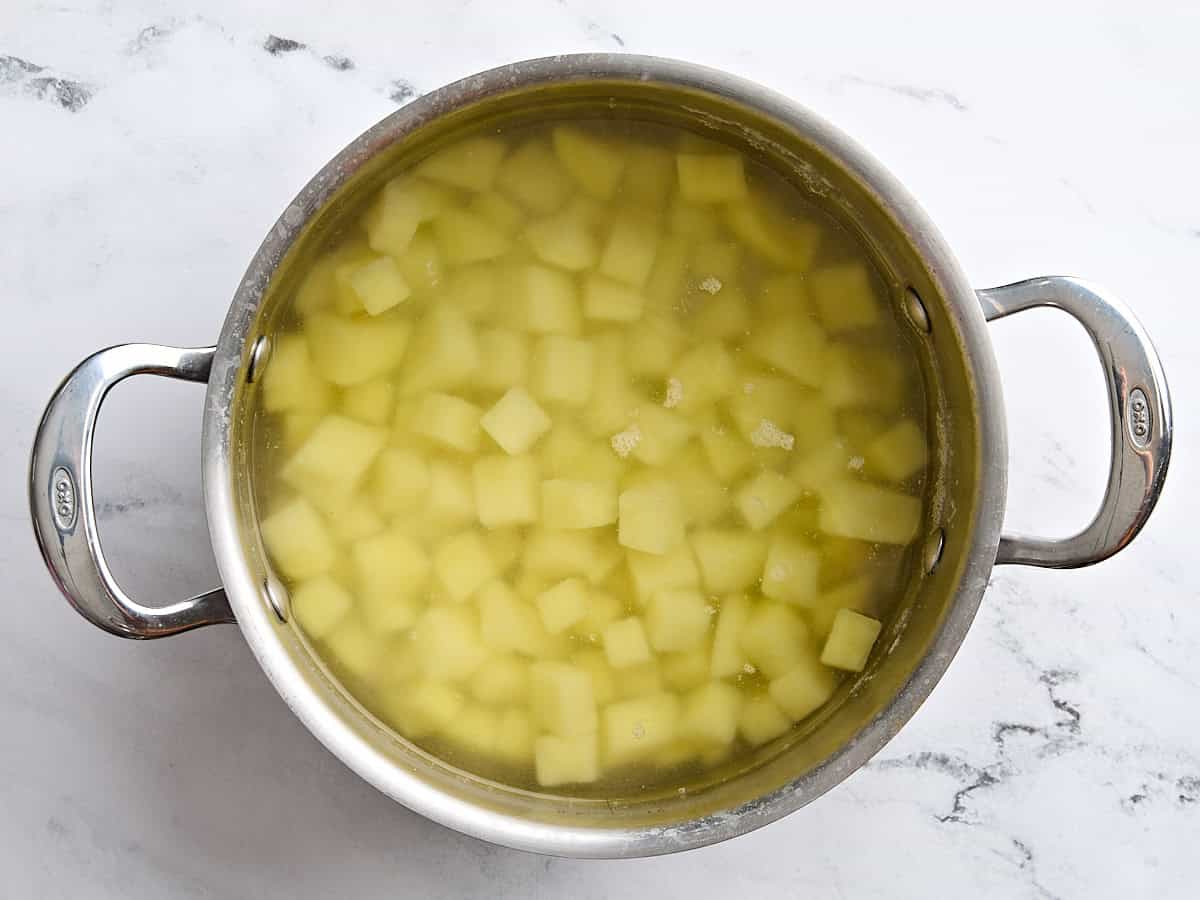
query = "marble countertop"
(3, 1, 1197, 897)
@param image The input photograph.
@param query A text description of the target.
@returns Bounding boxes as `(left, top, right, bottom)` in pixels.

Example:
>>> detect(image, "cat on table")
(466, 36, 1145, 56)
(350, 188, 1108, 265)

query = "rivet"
(923, 528, 945, 574)
(904, 287, 932, 334)
(264, 575, 289, 623)
(246, 335, 271, 384)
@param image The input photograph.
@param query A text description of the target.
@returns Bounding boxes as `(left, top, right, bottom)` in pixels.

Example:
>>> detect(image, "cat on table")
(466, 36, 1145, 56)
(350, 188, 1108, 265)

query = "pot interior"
(220, 60, 991, 851)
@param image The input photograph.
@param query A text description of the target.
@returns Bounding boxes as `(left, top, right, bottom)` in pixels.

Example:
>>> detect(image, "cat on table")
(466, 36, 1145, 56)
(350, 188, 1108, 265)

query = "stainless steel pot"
(29, 54, 1172, 857)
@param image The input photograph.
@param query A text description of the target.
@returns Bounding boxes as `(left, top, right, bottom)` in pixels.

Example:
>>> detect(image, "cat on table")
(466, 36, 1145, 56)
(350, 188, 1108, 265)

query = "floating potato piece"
(411, 392, 482, 453)
(535, 577, 590, 634)
(725, 374, 802, 441)
(468, 190, 524, 235)
(472, 454, 539, 528)
(626, 316, 686, 378)
(368, 447, 429, 517)
(362, 178, 424, 255)
(525, 530, 621, 584)
(496, 138, 573, 214)
(582, 274, 646, 323)
(615, 660, 665, 700)
(340, 254, 411, 317)
(734, 469, 804, 531)
(432, 531, 497, 603)
(469, 655, 530, 706)
(698, 419, 754, 482)
(630, 405, 694, 466)
(823, 344, 906, 412)
(691, 529, 768, 593)
(691, 286, 751, 340)
(552, 125, 626, 199)
(809, 262, 881, 332)
(626, 544, 700, 607)
(761, 534, 820, 606)
(540, 421, 626, 483)
(710, 593, 753, 678)
(290, 575, 352, 638)
(645, 588, 711, 653)
(505, 263, 581, 336)
(473, 328, 529, 393)
(676, 153, 748, 203)
(542, 478, 618, 529)
(400, 306, 480, 395)
(618, 480, 685, 555)
(740, 602, 811, 679)
(819, 480, 921, 545)
(352, 530, 430, 631)
(621, 143, 674, 209)
(690, 238, 741, 286)
(573, 649, 618, 706)
(532, 334, 594, 408)
(724, 194, 822, 270)
(393, 231, 444, 296)
(573, 590, 624, 642)
(756, 272, 812, 320)
(821, 609, 883, 672)
(325, 615, 386, 680)
(327, 493, 385, 545)
(671, 340, 737, 414)
(530, 661, 597, 737)
(602, 617, 653, 669)
(671, 446, 731, 526)
(480, 386, 551, 455)
(644, 233, 690, 312)
(341, 378, 395, 426)
(525, 211, 600, 271)
(478, 579, 549, 657)
(739, 694, 792, 746)
(433, 209, 512, 265)
(746, 315, 828, 388)
(401, 680, 467, 738)
(681, 681, 743, 747)
(667, 196, 721, 240)
(442, 263, 498, 322)
(535, 733, 598, 786)
(768, 654, 838, 721)
(282, 415, 387, 507)
(582, 332, 644, 438)
(444, 704, 500, 756)
(598, 211, 659, 288)
(416, 136, 507, 192)
(262, 334, 333, 414)
(484, 527, 523, 575)
(414, 605, 488, 681)
(494, 708, 535, 764)
(791, 442, 852, 496)
(306, 313, 411, 387)
(661, 646, 712, 692)
(866, 419, 928, 482)
(603, 692, 681, 765)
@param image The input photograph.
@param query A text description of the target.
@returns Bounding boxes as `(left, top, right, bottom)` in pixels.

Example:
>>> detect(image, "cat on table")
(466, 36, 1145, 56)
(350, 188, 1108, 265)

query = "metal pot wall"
(29, 54, 1172, 857)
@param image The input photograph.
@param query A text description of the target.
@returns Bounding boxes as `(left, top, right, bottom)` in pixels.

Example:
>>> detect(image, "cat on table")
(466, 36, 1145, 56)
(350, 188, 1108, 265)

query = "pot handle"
(29, 344, 235, 638)
(977, 277, 1172, 568)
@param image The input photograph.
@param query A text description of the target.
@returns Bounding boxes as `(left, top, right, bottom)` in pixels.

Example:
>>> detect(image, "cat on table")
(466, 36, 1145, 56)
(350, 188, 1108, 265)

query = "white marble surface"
(3, 1, 1198, 896)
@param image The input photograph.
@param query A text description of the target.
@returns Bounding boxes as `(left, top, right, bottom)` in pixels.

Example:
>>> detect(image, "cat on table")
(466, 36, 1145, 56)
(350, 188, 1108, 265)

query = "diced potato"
(698, 419, 754, 482)
(369, 447, 430, 516)
(625, 545, 700, 607)
(645, 589, 711, 653)
(470, 655, 530, 705)
(691, 529, 768, 593)
(425, 460, 475, 524)
(416, 136, 507, 192)
(535, 577, 590, 634)
(262, 335, 333, 414)
(582, 333, 644, 438)
(617, 143, 673, 208)
(671, 341, 737, 414)
(414, 605, 488, 681)
(352, 530, 430, 630)
(529, 661, 597, 737)
(552, 126, 626, 199)
(505, 264, 581, 336)
(525, 530, 621, 585)
(341, 378, 395, 426)
(541, 478, 617, 529)
(724, 194, 822, 270)
(819, 480, 921, 545)
(261, 497, 336, 580)
(630, 405, 693, 466)
(761, 534, 820, 605)
(626, 316, 686, 378)
(823, 345, 904, 411)
(469, 190, 525, 234)
(290, 575, 352, 638)
(725, 375, 801, 443)
(671, 447, 730, 526)
(603, 692, 681, 765)
(791, 442, 852, 495)
(690, 238, 740, 287)
(740, 602, 811, 679)
(472, 455, 539, 528)
(480, 387, 551, 455)
(525, 212, 600, 271)
(444, 704, 500, 755)
(644, 234, 689, 312)
(411, 392, 482, 453)
(661, 647, 712, 692)
(281, 413, 321, 458)
(614, 660, 663, 699)
(692, 287, 751, 340)
(393, 231, 444, 296)
(582, 274, 645, 323)
(768, 654, 838, 721)
(681, 681, 742, 746)
(573, 590, 623, 642)
(473, 327, 529, 393)
(400, 306, 480, 395)
(344, 255, 411, 316)
(401, 680, 467, 738)
(710, 593, 753, 678)
(362, 178, 424, 256)
(494, 708, 535, 764)
(821, 609, 883, 672)
(866, 419, 928, 483)
(572, 648, 618, 704)
(739, 694, 792, 746)
(496, 139, 573, 214)
(282, 415, 387, 508)
(478, 580, 549, 657)
(540, 421, 626, 483)
(531, 334, 594, 408)
(602, 617, 652, 669)
(442, 263, 497, 321)
(327, 494, 385, 545)
(746, 315, 827, 388)
(535, 733, 598, 786)
(306, 313, 412, 387)
(598, 212, 659, 288)
(325, 616, 385, 680)
(483, 528, 523, 575)
(618, 480, 684, 555)
(757, 272, 811, 320)
(733, 470, 804, 531)
(676, 153, 748, 203)
(432, 531, 496, 602)
(810, 262, 880, 332)
(667, 197, 721, 239)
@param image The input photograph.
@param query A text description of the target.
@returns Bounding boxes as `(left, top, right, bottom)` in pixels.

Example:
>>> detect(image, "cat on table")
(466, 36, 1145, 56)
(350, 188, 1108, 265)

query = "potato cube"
(552, 126, 626, 199)
(282, 415, 387, 508)
(681, 681, 742, 747)
(414, 605, 488, 681)
(573, 590, 623, 642)
(761, 534, 820, 605)
(306, 313, 411, 387)
(676, 153, 747, 203)
(746, 315, 828, 388)
(823, 345, 904, 411)
(443, 704, 499, 756)
(369, 447, 430, 516)
(477, 580, 549, 657)
(810, 262, 880, 332)
(494, 708, 535, 764)
(866, 419, 928, 482)
(667, 197, 721, 240)
(327, 494, 385, 545)
(479, 387, 550, 455)
(710, 593, 752, 678)
(402, 680, 467, 737)
(535, 733, 599, 787)
(571, 648, 617, 704)
(261, 497, 336, 580)
(506, 264, 581, 336)
(618, 481, 684, 555)
(525, 530, 621, 584)
(416, 136, 507, 192)
(740, 603, 811, 679)
(525, 212, 599, 271)
(472, 455, 539, 528)
(432, 531, 496, 603)
(692, 287, 752, 340)
(496, 138, 573, 214)
(344, 255, 411, 316)
(791, 442, 852, 495)
(290, 575, 352, 639)
(469, 190, 525, 234)
(614, 661, 665, 699)
(690, 529, 767, 594)
(598, 212, 659, 288)
(630, 405, 693, 466)
(811, 575, 877, 640)
(530, 661, 597, 737)
(625, 545, 700, 607)
(602, 692, 681, 765)
(400, 306, 480, 394)
(442, 263, 498, 321)
(671, 340, 737, 414)
(821, 609, 883, 672)
(473, 328, 529, 393)
(532, 335, 594, 408)
(341, 378, 395, 426)
(724, 196, 821, 270)
(582, 333, 644, 438)
(627, 316, 686, 378)
(325, 616, 386, 680)
(644, 233, 689, 311)
(725, 375, 801, 442)
(620, 143, 674, 208)
(362, 178, 423, 256)
(602, 617, 652, 669)
(661, 647, 712, 692)
(582, 274, 645, 323)
(484, 527, 523, 574)
(819, 480, 921, 545)
(534, 577, 589, 635)
(352, 530, 430, 628)
(698, 420, 754, 482)
(739, 695, 792, 746)
(768, 655, 838, 721)
(281, 411, 322, 456)
(424, 460, 475, 524)
(393, 231, 444, 296)
(412, 392, 482, 453)
(734, 470, 804, 531)
(469, 655, 530, 705)
(262, 335, 333, 414)
(645, 589, 711, 653)
(540, 421, 626, 483)
(541, 478, 617, 529)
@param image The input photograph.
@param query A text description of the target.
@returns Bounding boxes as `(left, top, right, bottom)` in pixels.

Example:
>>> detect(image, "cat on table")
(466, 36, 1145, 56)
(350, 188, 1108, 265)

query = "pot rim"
(201, 52, 1006, 857)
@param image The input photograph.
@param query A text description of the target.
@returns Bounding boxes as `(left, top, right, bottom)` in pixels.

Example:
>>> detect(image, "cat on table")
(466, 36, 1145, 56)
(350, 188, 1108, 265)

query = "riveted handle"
(29, 344, 234, 638)
(979, 277, 1172, 568)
